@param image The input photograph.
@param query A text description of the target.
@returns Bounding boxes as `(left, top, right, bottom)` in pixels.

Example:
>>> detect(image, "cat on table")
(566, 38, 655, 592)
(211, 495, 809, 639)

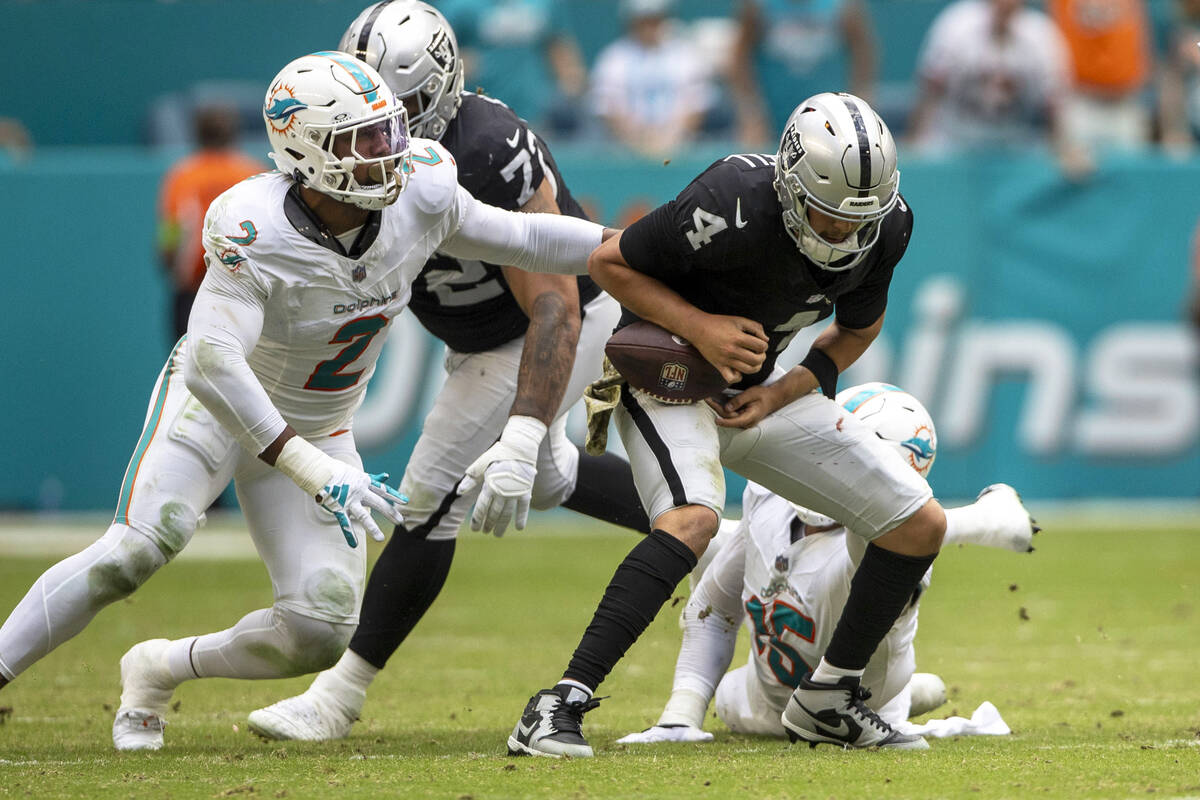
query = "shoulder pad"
(404, 138, 459, 214)
(201, 179, 276, 274)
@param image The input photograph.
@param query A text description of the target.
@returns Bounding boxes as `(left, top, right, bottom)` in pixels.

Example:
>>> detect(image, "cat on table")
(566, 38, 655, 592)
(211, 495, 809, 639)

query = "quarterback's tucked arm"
(712, 314, 885, 429)
(459, 178, 584, 536)
(588, 231, 768, 385)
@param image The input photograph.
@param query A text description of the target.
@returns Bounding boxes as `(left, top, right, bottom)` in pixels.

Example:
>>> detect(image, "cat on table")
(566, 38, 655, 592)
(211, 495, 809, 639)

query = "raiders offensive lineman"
(507, 92, 947, 757)
(246, 2, 647, 742)
(0, 51, 612, 751)
(616, 384, 1038, 743)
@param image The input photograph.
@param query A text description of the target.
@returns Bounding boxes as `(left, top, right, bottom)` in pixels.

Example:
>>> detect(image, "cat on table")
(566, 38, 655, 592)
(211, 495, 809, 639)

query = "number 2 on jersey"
(305, 315, 389, 391)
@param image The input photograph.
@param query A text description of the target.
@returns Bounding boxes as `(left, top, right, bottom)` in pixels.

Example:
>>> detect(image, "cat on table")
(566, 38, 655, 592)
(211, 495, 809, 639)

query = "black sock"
(823, 543, 937, 671)
(348, 525, 456, 670)
(563, 529, 697, 690)
(561, 449, 651, 533)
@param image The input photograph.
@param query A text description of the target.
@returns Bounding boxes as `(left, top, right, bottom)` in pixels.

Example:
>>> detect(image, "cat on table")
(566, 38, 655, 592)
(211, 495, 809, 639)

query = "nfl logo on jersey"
(352, 264, 367, 282)
(659, 362, 689, 392)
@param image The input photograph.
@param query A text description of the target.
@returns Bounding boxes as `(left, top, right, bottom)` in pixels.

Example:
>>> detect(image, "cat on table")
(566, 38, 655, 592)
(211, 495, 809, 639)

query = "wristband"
(800, 347, 839, 399)
(500, 415, 549, 455)
(658, 688, 710, 729)
(274, 436, 336, 497)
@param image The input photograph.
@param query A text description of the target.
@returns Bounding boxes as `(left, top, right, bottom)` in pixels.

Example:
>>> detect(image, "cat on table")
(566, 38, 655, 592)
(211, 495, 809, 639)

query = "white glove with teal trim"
(458, 415, 546, 537)
(274, 436, 407, 548)
(316, 465, 407, 547)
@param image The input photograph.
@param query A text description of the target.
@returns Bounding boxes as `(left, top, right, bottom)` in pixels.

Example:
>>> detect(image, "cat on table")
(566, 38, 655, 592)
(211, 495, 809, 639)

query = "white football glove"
(273, 436, 407, 548)
(615, 724, 714, 745)
(458, 415, 546, 537)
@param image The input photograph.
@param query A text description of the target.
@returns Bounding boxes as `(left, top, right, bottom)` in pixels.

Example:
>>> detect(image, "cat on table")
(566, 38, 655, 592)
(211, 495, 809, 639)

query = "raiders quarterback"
(507, 92, 950, 757)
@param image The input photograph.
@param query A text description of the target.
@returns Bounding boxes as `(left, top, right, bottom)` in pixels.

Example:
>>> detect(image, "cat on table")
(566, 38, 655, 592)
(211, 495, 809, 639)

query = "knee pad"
(87, 525, 170, 605)
(273, 606, 356, 675)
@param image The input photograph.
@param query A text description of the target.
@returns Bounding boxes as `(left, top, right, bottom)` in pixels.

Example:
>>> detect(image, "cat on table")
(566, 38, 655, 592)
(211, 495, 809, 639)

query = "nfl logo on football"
(659, 362, 689, 392)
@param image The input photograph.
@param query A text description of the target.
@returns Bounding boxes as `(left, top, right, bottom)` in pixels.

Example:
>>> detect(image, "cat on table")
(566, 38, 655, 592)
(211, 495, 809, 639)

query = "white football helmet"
(836, 382, 937, 478)
(339, 1, 464, 140)
(774, 92, 900, 271)
(264, 51, 411, 210)
(790, 382, 936, 529)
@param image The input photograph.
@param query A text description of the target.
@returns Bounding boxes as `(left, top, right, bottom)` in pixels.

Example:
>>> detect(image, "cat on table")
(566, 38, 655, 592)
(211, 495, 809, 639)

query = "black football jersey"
(406, 92, 600, 353)
(617, 153, 913, 389)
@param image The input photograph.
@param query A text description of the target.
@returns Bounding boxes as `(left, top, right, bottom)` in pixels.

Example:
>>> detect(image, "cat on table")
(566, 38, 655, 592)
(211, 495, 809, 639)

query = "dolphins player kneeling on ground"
(617, 383, 1038, 745)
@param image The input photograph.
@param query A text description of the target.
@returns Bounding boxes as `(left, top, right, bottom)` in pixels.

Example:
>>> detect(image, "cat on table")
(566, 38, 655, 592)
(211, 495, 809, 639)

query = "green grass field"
(1, 516, 1198, 799)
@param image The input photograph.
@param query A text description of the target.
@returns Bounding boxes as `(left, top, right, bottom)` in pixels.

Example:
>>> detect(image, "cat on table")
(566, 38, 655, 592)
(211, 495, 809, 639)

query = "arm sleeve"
(438, 185, 603, 274)
(183, 265, 287, 455)
(660, 526, 747, 726)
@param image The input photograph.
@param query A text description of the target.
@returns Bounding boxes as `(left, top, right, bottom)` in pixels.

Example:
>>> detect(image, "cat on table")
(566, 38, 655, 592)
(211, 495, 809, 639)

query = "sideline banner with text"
(0, 150, 1196, 510)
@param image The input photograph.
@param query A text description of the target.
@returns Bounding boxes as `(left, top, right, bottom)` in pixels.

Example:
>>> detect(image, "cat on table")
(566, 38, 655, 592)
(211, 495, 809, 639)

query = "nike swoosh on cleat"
(516, 719, 538, 738)
(797, 703, 853, 738)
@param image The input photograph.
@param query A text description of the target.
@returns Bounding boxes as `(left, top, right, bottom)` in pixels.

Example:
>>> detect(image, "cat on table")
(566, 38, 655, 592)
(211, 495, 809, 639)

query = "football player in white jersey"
(616, 383, 1039, 744)
(0, 51, 612, 752)
(246, 2, 649, 744)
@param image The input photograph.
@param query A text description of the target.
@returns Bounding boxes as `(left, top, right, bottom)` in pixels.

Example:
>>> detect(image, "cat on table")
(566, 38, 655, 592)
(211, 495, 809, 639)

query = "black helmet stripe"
(355, 1, 396, 62)
(841, 96, 872, 197)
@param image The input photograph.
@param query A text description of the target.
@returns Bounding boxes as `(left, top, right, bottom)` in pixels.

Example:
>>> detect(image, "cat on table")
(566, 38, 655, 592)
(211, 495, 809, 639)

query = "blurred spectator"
(729, 0, 877, 147)
(1050, 0, 1153, 152)
(0, 117, 32, 162)
(1158, 0, 1200, 151)
(157, 105, 264, 343)
(907, 0, 1090, 176)
(590, 0, 717, 157)
(438, 0, 587, 136)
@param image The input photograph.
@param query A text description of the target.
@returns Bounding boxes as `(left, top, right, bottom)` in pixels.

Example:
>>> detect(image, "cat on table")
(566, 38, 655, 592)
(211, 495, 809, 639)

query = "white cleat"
(247, 693, 355, 742)
(972, 484, 1040, 553)
(906, 673, 947, 718)
(113, 638, 176, 751)
(112, 709, 167, 752)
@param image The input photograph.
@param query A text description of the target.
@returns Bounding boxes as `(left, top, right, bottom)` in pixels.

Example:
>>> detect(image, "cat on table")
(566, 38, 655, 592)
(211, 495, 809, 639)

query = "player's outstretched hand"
(689, 314, 768, 385)
(458, 415, 547, 537)
(317, 467, 408, 548)
(616, 724, 714, 745)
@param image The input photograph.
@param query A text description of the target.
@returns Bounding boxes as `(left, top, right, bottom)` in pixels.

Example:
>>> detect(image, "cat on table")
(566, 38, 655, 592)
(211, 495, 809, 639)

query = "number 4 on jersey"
(685, 207, 728, 251)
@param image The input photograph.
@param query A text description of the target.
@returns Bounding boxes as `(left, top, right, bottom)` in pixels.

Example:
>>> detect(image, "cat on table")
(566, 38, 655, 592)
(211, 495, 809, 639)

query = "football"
(605, 320, 729, 404)
(835, 382, 937, 477)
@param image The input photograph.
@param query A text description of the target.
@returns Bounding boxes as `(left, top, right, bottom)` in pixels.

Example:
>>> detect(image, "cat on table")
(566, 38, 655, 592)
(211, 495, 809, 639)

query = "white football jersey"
(196, 143, 460, 442)
(739, 481, 923, 712)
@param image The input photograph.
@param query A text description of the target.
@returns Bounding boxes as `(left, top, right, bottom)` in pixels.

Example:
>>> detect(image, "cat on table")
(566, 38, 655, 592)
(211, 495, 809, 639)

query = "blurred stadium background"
(0, 0, 1197, 517)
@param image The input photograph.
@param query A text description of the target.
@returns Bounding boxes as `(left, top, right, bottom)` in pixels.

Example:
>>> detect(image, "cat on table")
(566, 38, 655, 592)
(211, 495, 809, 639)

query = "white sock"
(166, 636, 201, 683)
(811, 657, 865, 684)
(943, 503, 987, 546)
(556, 679, 593, 704)
(307, 649, 378, 719)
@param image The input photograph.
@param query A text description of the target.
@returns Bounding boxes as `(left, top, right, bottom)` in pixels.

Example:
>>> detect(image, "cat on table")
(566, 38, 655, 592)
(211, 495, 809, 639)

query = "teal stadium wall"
(0, 0, 1195, 510)
(1, 147, 1197, 510)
